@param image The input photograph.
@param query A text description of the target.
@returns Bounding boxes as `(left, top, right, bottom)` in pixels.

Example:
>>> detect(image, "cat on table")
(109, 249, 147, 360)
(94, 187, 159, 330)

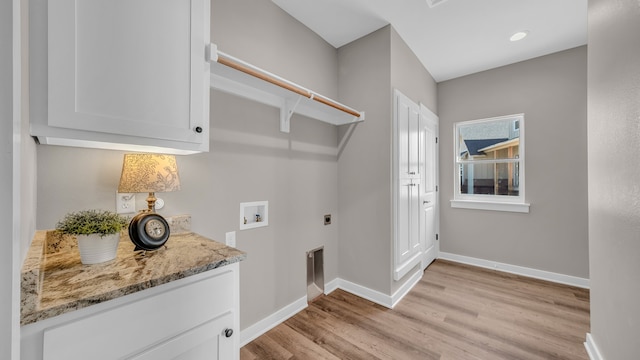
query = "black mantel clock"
(128, 211, 171, 251)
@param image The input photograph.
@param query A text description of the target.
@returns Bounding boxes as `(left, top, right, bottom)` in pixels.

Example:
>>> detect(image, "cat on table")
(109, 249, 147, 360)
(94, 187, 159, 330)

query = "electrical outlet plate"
(116, 192, 136, 214)
(225, 231, 236, 247)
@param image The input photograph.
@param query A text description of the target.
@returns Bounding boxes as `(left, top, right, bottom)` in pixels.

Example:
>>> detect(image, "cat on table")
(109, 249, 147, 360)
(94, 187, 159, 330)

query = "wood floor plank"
(241, 260, 590, 360)
(264, 323, 342, 360)
(289, 307, 388, 360)
(242, 332, 293, 360)
(313, 294, 441, 359)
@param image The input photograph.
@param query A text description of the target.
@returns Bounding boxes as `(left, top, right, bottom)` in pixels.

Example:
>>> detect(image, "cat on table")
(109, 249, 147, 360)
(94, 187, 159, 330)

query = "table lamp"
(118, 153, 181, 251)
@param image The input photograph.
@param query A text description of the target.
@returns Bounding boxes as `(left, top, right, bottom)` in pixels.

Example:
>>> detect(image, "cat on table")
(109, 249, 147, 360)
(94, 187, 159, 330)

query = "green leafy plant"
(56, 210, 129, 237)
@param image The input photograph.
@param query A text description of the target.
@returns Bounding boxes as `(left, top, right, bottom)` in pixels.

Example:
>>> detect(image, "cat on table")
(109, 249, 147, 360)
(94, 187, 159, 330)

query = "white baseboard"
(438, 252, 590, 289)
(239, 296, 307, 347)
(325, 269, 423, 309)
(239, 280, 400, 347)
(327, 277, 394, 308)
(584, 333, 604, 360)
(391, 269, 423, 307)
(324, 278, 340, 294)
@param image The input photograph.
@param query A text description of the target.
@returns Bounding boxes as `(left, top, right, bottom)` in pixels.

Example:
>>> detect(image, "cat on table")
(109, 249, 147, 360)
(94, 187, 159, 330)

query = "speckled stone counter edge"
(21, 215, 245, 326)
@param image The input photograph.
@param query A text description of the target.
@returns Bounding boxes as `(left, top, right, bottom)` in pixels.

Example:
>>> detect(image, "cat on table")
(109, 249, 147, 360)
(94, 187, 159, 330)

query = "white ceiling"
(271, 0, 587, 82)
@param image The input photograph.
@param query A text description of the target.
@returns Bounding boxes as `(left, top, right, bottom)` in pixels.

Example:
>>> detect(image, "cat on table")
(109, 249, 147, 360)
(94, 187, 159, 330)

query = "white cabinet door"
(393, 90, 423, 280)
(395, 91, 421, 179)
(396, 178, 421, 269)
(129, 312, 235, 360)
(33, 0, 210, 153)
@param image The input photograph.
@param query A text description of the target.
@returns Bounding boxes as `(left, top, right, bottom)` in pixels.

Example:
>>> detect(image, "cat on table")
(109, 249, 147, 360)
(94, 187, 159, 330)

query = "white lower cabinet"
(21, 264, 239, 360)
(129, 312, 234, 360)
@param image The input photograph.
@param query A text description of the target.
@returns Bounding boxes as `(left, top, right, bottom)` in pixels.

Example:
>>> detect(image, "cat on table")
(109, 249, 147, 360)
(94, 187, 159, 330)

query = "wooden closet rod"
(215, 51, 362, 119)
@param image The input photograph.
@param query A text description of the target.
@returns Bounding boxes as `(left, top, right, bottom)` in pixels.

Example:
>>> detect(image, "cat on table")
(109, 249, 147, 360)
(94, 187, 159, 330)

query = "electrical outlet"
(225, 231, 236, 247)
(116, 192, 136, 214)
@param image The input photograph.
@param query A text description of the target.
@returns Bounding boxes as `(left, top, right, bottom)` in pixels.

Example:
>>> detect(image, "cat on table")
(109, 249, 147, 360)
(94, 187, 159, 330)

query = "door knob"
(224, 328, 233, 338)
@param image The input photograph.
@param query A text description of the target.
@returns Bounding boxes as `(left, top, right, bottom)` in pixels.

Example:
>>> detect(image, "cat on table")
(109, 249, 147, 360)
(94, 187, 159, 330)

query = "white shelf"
(209, 44, 364, 133)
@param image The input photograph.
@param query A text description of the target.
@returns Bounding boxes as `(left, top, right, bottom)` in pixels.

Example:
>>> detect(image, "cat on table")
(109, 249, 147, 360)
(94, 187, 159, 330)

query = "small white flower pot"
(77, 233, 120, 264)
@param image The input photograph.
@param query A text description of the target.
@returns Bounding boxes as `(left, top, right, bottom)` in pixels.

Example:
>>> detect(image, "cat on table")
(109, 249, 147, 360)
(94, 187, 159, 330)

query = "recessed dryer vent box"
(240, 201, 269, 230)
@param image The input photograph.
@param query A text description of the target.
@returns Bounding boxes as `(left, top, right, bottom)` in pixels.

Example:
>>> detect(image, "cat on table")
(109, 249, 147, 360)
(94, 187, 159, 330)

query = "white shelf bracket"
(280, 95, 303, 133)
(207, 43, 218, 62)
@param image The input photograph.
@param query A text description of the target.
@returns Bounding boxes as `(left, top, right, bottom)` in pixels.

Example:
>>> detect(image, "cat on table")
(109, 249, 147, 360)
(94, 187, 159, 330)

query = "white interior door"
(420, 104, 439, 269)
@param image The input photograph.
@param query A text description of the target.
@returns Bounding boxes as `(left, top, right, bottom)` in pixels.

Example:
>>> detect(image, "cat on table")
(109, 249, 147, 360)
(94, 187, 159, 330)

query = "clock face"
(144, 219, 167, 239)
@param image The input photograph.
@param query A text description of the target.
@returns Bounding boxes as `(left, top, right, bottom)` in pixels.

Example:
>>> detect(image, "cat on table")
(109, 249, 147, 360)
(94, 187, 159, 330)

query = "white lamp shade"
(118, 154, 181, 193)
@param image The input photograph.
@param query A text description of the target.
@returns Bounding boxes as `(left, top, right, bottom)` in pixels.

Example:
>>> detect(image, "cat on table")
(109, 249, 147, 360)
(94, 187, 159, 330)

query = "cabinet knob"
(194, 126, 203, 133)
(408, 172, 416, 175)
(224, 328, 234, 338)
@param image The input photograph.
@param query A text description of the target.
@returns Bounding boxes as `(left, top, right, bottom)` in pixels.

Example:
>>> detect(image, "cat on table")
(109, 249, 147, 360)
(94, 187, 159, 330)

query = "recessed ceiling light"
(510, 31, 529, 42)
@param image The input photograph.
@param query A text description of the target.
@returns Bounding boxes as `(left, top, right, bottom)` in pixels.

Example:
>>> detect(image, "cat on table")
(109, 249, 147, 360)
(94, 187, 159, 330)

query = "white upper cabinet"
(30, 0, 211, 154)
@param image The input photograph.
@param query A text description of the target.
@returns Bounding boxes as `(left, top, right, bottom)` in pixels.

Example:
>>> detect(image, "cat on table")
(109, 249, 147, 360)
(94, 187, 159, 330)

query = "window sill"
(450, 199, 530, 213)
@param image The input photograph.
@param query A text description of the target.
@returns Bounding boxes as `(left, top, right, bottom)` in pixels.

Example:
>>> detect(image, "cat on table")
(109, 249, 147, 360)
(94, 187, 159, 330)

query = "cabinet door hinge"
(436, 185, 438, 192)
(436, 233, 439, 240)
(436, 137, 438, 144)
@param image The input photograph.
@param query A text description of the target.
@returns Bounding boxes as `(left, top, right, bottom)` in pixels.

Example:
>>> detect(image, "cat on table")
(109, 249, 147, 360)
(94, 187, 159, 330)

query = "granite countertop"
(21, 223, 246, 326)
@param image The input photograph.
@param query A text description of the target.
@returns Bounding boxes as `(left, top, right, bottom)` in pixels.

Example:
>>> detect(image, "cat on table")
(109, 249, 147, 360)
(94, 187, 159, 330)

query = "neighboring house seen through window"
(452, 114, 530, 213)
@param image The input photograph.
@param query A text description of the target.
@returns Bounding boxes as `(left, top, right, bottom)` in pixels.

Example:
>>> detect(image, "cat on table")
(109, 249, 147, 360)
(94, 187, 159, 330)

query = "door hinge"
(436, 233, 439, 240)
(436, 185, 438, 192)
(436, 137, 438, 144)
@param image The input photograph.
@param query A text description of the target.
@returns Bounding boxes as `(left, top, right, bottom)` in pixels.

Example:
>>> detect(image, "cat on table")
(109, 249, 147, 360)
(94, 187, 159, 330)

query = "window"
(451, 114, 529, 213)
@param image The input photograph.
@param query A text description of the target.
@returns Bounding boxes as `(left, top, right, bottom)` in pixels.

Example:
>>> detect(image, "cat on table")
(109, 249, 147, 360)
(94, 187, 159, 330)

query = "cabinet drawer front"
(128, 312, 234, 360)
(43, 269, 234, 360)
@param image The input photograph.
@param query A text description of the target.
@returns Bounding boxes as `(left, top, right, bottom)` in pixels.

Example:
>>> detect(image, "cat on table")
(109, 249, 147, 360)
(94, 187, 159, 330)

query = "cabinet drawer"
(43, 269, 234, 360)
(128, 312, 234, 360)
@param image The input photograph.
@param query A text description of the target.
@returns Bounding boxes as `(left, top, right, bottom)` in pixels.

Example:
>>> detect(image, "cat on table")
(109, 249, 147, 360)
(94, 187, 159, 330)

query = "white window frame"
(451, 114, 530, 213)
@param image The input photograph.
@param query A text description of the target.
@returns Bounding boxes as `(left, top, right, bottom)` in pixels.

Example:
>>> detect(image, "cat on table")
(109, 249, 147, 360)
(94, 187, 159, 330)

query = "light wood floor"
(241, 260, 590, 360)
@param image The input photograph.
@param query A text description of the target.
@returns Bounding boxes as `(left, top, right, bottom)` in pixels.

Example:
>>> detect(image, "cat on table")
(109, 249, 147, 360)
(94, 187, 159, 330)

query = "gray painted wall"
(338, 27, 393, 294)
(212, 0, 337, 98)
(19, 0, 36, 263)
(437, 46, 589, 278)
(35, 0, 340, 331)
(390, 29, 437, 115)
(337, 26, 437, 296)
(4, 0, 37, 358)
(2, 0, 18, 357)
(588, 0, 640, 358)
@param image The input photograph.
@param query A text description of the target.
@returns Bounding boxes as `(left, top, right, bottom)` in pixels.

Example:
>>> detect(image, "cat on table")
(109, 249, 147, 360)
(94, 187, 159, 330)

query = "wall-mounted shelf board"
(209, 44, 364, 133)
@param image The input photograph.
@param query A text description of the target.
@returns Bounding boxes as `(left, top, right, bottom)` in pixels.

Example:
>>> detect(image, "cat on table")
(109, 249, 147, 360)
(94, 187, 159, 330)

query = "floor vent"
(426, 0, 451, 8)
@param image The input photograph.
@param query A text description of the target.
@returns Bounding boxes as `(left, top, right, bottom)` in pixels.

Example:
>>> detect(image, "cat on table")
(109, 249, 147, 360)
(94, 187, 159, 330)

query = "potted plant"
(56, 210, 129, 265)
